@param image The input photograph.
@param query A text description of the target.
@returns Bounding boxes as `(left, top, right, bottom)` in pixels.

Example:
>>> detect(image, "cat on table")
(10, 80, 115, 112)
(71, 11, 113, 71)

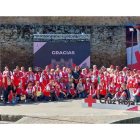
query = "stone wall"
(0, 16, 136, 71)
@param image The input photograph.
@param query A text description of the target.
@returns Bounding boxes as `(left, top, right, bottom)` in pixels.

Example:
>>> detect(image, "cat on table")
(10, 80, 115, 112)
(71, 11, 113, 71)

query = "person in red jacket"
(32, 81, 43, 101)
(112, 87, 127, 101)
(90, 84, 97, 99)
(59, 78, 68, 96)
(84, 78, 91, 97)
(54, 84, 66, 100)
(69, 83, 77, 98)
(11, 69, 20, 87)
(107, 82, 118, 99)
(20, 74, 28, 89)
(97, 79, 107, 99)
(16, 83, 26, 102)
(132, 83, 140, 104)
(8, 89, 16, 104)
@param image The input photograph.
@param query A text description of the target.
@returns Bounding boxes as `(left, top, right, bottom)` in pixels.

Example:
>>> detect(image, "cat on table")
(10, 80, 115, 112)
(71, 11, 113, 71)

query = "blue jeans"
(4, 86, 11, 102)
(59, 92, 65, 99)
(65, 83, 69, 90)
(26, 94, 31, 99)
(79, 91, 85, 98)
(11, 99, 16, 104)
(134, 95, 140, 103)
(112, 95, 126, 101)
(126, 89, 131, 100)
(107, 93, 114, 99)
(44, 96, 50, 101)
(38, 95, 43, 101)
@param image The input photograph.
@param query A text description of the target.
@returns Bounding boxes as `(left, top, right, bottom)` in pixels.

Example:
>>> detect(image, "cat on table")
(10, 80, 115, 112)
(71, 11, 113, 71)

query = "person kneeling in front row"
(112, 87, 127, 101)
(68, 83, 77, 98)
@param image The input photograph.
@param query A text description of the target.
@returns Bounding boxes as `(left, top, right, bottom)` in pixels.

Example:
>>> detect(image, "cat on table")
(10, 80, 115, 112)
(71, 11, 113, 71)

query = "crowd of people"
(0, 64, 140, 105)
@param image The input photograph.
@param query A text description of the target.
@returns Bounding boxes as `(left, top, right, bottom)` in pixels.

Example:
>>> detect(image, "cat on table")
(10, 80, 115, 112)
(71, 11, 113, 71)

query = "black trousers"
(4, 86, 11, 102)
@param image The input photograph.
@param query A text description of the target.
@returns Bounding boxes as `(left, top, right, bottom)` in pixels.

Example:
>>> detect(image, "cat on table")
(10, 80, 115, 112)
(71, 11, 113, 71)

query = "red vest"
(61, 72, 68, 83)
(98, 84, 107, 95)
(13, 74, 20, 86)
(33, 85, 41, 93)
(55, 87, 60, 97)
(59, 83, 68, 93)
(44, 84, 53, 97)
(127, 78, 134, 88)
(85, 83, 91, 92)
(69, 88, 76, 95)
(109, 85, 117, 93)
(8, 93, 15, 102)
(118, 91, 127, 98)
(90, 89, 97, 95)
(3, 76, 11, 88)
(81, 73, 87, 84)
(49, 74, 54, 80)
(40, 77, 47, 90)
(34, 74, 40, 81)
(20, 77, 28, 88)
(17, 87, 26, 95)
(116, 76, 125, 88)
(133, 88, 140, 96)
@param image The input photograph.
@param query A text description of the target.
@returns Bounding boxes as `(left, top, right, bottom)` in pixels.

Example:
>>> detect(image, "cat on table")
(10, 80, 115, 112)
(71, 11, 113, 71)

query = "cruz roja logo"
(52, 51, 75, 55)
(99, 99, 135, 107)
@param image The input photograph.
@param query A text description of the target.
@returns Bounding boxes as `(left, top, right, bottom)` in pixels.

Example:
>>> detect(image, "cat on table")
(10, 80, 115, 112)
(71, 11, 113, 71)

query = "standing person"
(55, 70, 60, 83)
(19, 66, 26, 77)
(116, 71, 125, 89)
(20, 74, 28, 90)
(115, 66, 120, 76)
(84, 78, 91, 97)
(77, 78, 85, 98)
(59, 67, 69, 89)
(91, 71, 98, 88)
(3, 71, 12, 103)
(3, 66, 12, 76)
(93, 65, 98, 76)
(34, 68, 41, 82)
(27, 68, 34, 85)
(72, 66, 81, 89)
(40, 73, 47, 91)
(43, 65, 50, 75)
(97, 79, 107, 99)
(11, 69, 20, 88)
(0, 72, 4, 101)
(132, 83, 140, 104)
(80, 69, 87, 84)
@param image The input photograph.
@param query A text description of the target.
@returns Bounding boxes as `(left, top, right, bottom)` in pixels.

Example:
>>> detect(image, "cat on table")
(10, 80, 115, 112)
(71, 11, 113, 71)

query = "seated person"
(16, 83, 26, 102)
(54, 84, 66, 100)
(97, 79, 107, 99)
(26, 83, 35, 101)
(44, 80, 57, 101)
(32, 81, 43, 101)
(59, 78, 68, 96)
(69, 83, 77, 98)
(112, 87, 127, 101)
(8, 89, 16, 104)
(90, 84, 97, 99)
(77, 78, 85, 98)
(107, 82, 118, 99)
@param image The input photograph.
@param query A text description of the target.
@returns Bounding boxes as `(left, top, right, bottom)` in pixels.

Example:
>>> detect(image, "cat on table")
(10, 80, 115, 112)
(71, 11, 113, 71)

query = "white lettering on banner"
(52, 51, 75, 55)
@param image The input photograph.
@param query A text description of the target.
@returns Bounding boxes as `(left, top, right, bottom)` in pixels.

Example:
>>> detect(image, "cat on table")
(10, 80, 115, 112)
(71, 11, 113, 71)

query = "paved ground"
(0, 99, 140, 124)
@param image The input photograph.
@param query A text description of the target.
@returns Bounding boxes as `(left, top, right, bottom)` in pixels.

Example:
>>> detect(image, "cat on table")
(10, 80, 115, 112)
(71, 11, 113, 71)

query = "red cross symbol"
(84, 95, 96, 107)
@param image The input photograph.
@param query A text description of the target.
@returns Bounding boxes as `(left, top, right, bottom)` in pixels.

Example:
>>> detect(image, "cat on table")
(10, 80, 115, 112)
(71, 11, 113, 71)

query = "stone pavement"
(0, 99, 140, 124)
